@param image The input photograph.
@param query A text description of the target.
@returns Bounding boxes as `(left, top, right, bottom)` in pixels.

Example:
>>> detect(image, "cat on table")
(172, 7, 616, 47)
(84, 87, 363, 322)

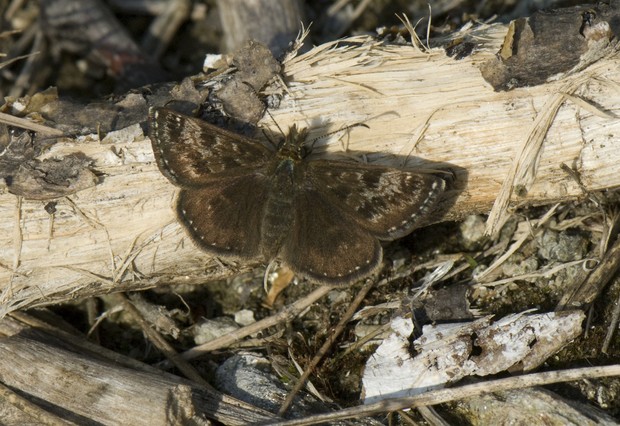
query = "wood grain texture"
(0, 314, 277, 424)
(0, 20, 619, 313)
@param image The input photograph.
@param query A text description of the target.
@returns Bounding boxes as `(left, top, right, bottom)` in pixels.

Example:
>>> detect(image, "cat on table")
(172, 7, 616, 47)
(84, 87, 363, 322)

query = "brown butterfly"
(149, 107, 446, 285)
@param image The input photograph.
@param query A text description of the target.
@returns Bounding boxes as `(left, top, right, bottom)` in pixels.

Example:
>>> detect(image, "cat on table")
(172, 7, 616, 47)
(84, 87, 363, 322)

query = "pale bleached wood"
(1, 21, 619, 314)
(268, 30, 620, 231)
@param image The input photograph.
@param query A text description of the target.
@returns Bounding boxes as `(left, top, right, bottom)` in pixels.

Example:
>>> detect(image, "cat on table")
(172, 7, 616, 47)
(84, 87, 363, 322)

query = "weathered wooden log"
(0, 312, 279, 424)
(0, 4, 619, 313)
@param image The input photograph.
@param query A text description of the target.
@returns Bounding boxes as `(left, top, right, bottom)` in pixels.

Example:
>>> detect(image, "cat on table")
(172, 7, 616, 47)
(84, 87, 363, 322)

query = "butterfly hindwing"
(307, 160, 446, 240)
(149, 107, 272, 187)
(177, 173, 269, 260)
(280, 187, 382, 285)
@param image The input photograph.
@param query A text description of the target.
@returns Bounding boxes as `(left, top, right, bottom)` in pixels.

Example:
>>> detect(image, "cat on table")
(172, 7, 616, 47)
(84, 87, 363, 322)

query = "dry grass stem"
(179, 285, 332, 361)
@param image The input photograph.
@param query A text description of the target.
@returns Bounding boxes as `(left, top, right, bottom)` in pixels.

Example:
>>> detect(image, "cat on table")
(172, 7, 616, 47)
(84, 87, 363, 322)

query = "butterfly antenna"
(264, 108, 287, 138)
(258, 108, 290, 150)
(308, 123, 369, 150)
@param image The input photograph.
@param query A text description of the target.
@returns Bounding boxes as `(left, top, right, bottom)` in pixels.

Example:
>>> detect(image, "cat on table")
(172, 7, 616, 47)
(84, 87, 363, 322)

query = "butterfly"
(149, 107, 446, 285)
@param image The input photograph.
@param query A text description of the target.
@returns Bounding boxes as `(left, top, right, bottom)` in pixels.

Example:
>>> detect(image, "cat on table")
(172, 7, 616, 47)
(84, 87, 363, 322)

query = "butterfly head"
(276, 124, 311, 160)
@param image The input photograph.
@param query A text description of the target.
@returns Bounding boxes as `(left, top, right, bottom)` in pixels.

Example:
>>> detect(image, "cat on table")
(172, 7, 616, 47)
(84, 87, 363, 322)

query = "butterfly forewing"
(281, 187, 382, 285)
(177, 173, 269, 260)
(149, 107, 272, 187)
(308, 160, 446, 240)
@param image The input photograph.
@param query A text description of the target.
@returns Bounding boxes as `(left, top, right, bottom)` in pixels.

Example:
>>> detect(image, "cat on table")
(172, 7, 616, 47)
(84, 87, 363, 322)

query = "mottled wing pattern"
(307, 160, 446, 240)
(177, 173, 269, 260)
(281, 187, 382, 285)
(149, 107, 272, 187)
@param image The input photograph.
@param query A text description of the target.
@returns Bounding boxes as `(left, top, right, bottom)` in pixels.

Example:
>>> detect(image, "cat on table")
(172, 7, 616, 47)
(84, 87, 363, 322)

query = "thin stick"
(112, 293, 214, 389)
(266, 364, 620, 426)
(475, 204, 560, 282)
(178, 285, 332, 361)
(278, 279, 375, 415)
(0, 111, 63, 136)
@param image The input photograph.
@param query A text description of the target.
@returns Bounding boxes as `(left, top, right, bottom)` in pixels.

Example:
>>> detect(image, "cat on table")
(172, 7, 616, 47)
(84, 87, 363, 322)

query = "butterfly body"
(149, 107, 446, 285)
(260, 158, 298, 259)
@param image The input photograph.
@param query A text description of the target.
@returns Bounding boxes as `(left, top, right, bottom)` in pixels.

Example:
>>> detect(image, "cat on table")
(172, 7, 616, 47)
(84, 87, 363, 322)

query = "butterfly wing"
(280, 187, 382, 285)
(307, 160, 446, 240)
(177, 172, 269, 260)
(149, 107, 272, 187)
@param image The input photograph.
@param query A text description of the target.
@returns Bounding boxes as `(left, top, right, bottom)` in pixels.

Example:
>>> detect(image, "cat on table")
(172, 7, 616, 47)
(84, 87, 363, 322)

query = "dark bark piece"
(413, 284, 473, 323)
(6, 154, 99, 200)
(216, 78, 268, 124)
(215, 40, 281, 124)
(0, 124, 98, 200)
(480, 2, 619, 90)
